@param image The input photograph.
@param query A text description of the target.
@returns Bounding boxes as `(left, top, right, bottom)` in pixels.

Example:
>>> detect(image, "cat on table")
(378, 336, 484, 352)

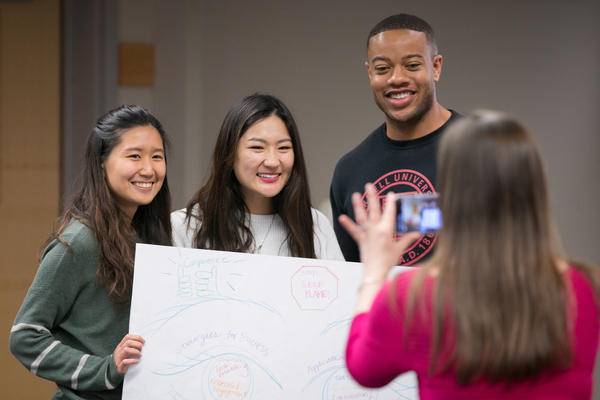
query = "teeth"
(389, 92, 411, 100)
(133, 182, 152, 188)
(258, 174, 278, 179)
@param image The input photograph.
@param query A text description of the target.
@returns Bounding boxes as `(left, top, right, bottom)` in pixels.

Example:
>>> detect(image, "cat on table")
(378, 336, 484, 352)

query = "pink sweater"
(346, 267, 600, 400)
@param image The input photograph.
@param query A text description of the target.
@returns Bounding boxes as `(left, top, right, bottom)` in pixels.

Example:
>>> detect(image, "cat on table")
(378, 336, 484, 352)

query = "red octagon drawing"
(291, 266, 339, 311)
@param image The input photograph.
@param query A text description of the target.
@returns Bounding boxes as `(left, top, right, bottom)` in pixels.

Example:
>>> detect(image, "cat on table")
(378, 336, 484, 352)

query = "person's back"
(340, 110, 600, 399)
(348, 266, 599, 400)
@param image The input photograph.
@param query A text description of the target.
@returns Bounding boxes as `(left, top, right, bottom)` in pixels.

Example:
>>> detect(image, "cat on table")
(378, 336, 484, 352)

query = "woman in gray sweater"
(10, 105, 172, 399)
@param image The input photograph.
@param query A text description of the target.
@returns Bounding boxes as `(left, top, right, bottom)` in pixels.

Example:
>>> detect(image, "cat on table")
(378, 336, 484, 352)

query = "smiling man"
(330, 14, 461, 263)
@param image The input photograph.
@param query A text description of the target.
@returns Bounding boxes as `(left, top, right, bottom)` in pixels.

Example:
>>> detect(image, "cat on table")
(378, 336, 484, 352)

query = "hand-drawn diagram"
(291, 266, 339, 311)
(123, 245, 419, 399)
(304, 363, 418, 400)
(152, 346, 283, 399)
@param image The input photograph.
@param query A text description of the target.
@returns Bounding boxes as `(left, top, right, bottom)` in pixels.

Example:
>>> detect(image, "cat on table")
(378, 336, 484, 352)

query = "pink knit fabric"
(346, 267, 600, 400)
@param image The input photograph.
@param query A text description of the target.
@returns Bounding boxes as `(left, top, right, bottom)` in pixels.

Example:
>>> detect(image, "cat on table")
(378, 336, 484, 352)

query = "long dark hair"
(404, 110, 599, 384)
(42, 105, 172, 304)
(186, 93, 315, 258)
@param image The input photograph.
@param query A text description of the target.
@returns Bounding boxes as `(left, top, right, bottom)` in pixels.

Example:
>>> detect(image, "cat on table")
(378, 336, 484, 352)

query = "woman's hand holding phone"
(339, 184, 420, 314)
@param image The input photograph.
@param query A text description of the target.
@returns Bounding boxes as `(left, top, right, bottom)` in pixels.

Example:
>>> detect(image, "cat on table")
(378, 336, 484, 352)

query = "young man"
(330, 14, 461, 263)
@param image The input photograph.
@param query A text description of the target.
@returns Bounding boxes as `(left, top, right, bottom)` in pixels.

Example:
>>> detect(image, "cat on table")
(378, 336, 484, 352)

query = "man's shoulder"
(442, 109, 462, 128)
(415, 109, 462, 142)
(334, 123, 386, 170)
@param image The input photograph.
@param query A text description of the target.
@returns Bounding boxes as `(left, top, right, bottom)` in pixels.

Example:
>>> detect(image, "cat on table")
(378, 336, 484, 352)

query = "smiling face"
(102, 125, 166, 219)
(233, 115, 294, 215)
(366, 29, 442, 136)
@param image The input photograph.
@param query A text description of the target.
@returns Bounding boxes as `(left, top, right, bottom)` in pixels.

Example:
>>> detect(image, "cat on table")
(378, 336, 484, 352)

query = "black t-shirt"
(330, 110, 461, 264)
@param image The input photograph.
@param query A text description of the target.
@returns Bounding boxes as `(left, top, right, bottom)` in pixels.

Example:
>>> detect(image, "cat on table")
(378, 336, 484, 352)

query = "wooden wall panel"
(0, 0, 61, 397)
(118, 43, 155, 86)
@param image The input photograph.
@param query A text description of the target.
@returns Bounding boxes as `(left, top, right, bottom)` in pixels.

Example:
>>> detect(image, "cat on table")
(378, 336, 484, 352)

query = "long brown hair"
(186, 93, 315, 258)
(42, 105, 172, 304)
(404, 110, 599, 384)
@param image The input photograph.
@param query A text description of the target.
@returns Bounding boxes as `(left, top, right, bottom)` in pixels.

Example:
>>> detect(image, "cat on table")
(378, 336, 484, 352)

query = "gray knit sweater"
(10, 219, 129, 399)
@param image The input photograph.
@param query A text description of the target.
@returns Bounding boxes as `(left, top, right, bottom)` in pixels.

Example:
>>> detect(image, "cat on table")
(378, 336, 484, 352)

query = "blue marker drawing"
(387, 378, 419, 400)
(150, 346, 282, 399)
(163, 381, 189, 400)
(319, 314, 354, 336)
(195, 268, 216, 296)
(141, 295, 285, 337)
(303, 364, 377, 399)
(126, 245, 419, 399)
(176, 264, 193, 298)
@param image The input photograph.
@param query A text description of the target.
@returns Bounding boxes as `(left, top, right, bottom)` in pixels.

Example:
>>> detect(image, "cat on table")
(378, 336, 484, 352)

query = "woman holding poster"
(341, 111, 600, 399)
(10, 106, 173, 400)
(171, 93, 343, 261)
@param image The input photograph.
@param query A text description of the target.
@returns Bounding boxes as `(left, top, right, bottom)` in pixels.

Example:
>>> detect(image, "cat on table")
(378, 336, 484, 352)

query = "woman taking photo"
(10, 105, 172, 399)
(341, 110, 600, 399)
(172, 93, 343, 260)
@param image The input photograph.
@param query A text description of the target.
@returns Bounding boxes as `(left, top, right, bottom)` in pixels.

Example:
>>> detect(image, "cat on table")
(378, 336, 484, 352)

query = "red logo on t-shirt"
(361, 169, 436, 266)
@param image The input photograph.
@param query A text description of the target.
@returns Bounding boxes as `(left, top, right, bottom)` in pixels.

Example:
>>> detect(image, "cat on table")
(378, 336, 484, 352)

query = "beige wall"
(116, 0, 204, 209)
(186, 0, 600, 268)
(121, 0, 600, 269)
(0, 0, 60, 398)
(3, 0, 600, 397)
(159, 2, 600, 395)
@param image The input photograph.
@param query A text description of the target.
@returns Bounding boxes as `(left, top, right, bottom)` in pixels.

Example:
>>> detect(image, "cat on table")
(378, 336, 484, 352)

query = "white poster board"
(123, 244, 419, 399)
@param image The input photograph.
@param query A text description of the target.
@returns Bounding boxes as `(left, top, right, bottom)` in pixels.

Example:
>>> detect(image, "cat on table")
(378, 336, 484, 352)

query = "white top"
(171, 206, 344, 261)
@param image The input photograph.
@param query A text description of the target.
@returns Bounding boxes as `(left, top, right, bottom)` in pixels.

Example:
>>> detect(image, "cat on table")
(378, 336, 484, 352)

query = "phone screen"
(396, 193, 442, 234)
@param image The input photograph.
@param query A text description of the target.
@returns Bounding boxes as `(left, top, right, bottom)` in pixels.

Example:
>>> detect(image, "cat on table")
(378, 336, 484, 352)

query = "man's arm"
(330, 172, 361, 262)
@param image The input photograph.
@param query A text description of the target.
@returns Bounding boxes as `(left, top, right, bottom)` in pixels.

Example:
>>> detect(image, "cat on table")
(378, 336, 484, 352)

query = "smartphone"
(396, 193, 442, 234)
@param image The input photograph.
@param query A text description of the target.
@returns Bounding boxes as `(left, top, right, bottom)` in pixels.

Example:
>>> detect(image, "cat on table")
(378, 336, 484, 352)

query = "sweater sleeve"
(312, 208, 345, 261)
(346, 274, 420, 387)
(9, 226, 123, 391)
(171, 208, 196, 248)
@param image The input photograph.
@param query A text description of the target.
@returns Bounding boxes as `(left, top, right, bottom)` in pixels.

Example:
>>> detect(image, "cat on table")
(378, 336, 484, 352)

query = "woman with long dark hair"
(171, 93, 342, 260)
(341, 110, 600, 398)
(10, 105, 172, 399)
